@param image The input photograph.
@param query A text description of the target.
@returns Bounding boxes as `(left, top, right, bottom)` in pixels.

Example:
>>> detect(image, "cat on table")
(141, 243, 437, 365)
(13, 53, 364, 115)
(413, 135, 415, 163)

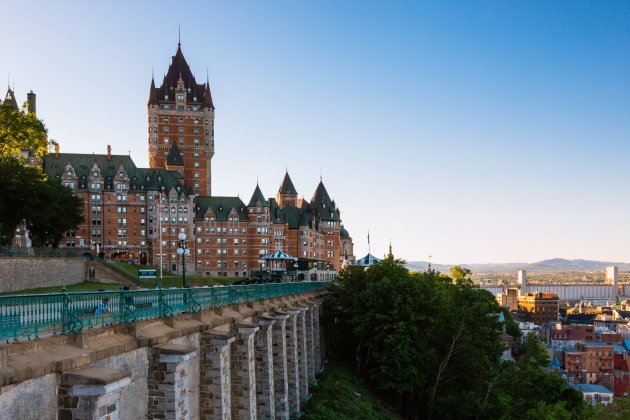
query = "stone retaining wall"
(0, 257, 84, 293)
(0, 292, 326, 419)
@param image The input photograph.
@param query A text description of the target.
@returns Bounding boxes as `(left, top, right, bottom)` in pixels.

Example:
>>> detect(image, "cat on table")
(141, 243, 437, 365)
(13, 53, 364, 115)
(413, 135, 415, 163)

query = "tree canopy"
(0, 101, 50, 158)
(326, 260, 590, 419)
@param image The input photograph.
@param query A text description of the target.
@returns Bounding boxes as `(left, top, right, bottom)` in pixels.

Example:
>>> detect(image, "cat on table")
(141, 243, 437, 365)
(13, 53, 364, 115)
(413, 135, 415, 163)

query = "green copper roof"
(278, 172, 297, 195)
(166, 143, 184, 166)
(194, 196, 248, 221)
(248, 184, 269, 207)
(42, 152, 187, 194)
(310, 181, 340, 221)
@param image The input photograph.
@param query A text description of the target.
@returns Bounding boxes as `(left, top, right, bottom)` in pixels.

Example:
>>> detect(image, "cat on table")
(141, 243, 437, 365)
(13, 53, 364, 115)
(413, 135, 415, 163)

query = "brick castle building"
(6, 43, 355, 277)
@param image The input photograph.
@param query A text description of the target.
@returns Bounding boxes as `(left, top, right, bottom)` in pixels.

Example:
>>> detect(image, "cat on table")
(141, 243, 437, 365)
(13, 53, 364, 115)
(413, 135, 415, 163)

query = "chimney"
(26, 90, 36, 115)
(107, 145, 112, 160)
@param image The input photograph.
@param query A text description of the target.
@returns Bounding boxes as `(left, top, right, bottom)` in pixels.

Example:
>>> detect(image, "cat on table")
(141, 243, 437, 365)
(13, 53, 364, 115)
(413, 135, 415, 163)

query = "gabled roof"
(248, 184, 269, 207)
(43, 152, 186, 194)
(166, 143, 184, 166)
(194, 196, 248, 222)
(278, 172, 297, 195)
(3, 87, 18, 110)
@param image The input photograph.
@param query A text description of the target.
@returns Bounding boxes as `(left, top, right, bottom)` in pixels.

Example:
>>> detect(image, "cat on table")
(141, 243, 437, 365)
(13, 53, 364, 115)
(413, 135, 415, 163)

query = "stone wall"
(0, 257, 84, 292)
(0, 374, 57, 420)
(0, 291, 325, 419)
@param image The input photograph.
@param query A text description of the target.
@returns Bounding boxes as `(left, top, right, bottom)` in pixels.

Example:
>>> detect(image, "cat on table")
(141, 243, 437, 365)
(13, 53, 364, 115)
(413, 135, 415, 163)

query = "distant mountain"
(406, 258, 630, 273)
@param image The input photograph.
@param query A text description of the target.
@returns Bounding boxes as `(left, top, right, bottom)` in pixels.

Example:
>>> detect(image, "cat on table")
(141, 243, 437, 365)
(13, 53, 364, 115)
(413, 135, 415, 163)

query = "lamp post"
(176, 232, 191, 288)
(258, 249, 266, 281)
(293, 262, 299, 282)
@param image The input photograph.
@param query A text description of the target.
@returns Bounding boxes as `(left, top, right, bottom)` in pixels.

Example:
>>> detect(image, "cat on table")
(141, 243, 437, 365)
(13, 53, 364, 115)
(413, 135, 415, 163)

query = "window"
(163, 127, 169, 133)
(163, 117, 169, 123)
(194, 162, 199, 168)
(194, 173, 199, 179)
(179, 128, 184, 134)
(177, 95, 184, 101)
(179, 138, 184, 145)
(193, 128, 199, 135)
(194, 152, 199, 158)
(164, 95, 169, 100)
(163, 138, 169, 144)
(194, 139, 199, 146)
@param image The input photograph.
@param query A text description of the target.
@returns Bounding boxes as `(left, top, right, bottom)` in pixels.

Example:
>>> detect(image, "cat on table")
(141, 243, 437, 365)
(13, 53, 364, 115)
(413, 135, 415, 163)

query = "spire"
(278, 172, 298, 195)
(3, 85, 18, 110)
(387, 241, 394, 259)
(248, 183, 269, 207)
(178, 24, 181, 48)
(148, 76, 157, 105)
(166, 143, 184, 166)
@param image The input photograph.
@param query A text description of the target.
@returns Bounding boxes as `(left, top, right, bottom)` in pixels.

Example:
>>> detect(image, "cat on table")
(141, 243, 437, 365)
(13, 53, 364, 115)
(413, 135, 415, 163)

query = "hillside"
(406, 258, 630, 273)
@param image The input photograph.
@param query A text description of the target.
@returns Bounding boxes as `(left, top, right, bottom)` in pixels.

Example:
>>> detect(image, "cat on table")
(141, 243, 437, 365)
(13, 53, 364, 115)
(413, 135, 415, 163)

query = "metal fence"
(0, 282, 327, 342)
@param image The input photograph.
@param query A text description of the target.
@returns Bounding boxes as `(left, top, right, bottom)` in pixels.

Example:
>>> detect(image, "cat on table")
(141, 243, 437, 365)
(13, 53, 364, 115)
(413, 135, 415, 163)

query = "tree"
(0, 156, 46, 244)
(450, 265, 472, 285)
(0, 102, 49, 158)
(26, 179, 84, 247)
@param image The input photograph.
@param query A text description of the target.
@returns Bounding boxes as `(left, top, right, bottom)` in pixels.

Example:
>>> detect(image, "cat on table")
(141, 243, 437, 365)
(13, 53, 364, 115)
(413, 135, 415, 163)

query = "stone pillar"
(231, 322, 260, 420)
(313, 300, 323, 370)
(254, 316, 276, 420)
(296, 306, 309, 403)
(272, 312, 290, 420)
(199, 330, 236, 420)
(304, 303, 316, 384)
(285, 308, 301, 416)
(147, 343, 197, 420)
(58, 367, 131, 420)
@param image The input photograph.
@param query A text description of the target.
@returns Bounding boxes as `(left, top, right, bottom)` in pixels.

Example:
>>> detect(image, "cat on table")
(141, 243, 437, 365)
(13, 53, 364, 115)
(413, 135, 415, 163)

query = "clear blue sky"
(3, 1, 630, 264)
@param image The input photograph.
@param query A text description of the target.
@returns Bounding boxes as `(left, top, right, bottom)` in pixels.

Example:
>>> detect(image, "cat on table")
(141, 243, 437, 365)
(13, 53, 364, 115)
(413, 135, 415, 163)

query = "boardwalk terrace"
(0, 283, 327, 419)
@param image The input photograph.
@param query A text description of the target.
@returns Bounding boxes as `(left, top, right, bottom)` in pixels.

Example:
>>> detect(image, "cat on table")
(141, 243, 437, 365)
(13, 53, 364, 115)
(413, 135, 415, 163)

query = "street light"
(258, 249, 266, 281)
(176, 232, 191, 288)
(293, 262, 299, 282)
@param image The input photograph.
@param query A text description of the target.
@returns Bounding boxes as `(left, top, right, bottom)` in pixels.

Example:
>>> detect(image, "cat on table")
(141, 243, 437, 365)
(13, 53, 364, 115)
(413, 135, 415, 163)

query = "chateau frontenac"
(6, 43, 355, 277)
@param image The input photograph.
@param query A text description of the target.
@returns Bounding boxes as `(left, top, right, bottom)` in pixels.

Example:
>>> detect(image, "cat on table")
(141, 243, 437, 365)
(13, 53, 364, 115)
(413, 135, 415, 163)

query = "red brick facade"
(41, 43, 354, 278)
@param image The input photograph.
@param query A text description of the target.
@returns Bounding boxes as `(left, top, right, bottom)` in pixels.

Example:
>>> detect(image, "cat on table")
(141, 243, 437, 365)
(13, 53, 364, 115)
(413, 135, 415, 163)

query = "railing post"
(61, 287, 69, 334)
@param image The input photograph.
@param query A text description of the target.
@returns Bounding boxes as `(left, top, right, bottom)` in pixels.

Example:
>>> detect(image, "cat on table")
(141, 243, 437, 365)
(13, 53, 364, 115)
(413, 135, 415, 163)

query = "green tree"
(0, 157, 46, 244)
(519, 331, 550, 367)
(0, 101, 49, 158)
(26, 179, 84, 247)
(450, 265, 472, 285)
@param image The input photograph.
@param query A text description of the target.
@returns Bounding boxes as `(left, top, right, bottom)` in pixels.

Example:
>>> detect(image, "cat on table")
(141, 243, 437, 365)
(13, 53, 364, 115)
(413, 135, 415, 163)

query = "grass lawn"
(303, 361, 399, 420)
(106, 262, 242, 288)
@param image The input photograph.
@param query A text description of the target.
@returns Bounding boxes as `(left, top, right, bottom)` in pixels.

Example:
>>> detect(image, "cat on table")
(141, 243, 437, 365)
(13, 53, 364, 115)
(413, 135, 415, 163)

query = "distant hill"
(406, 258, 630, 273)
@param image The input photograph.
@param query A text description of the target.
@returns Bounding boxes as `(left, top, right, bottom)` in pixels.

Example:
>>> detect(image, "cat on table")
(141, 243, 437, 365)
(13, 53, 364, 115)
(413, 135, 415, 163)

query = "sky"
(2, 1, 630, 264)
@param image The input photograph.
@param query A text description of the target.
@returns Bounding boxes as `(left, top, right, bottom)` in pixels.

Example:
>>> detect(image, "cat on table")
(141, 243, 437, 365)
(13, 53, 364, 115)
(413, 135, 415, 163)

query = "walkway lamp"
(258, 249, 266, 281)
(176, 232, 191, 288)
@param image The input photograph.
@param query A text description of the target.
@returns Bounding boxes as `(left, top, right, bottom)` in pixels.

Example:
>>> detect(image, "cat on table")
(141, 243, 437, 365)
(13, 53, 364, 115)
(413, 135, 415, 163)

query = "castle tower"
(276, 172, 298, 208)
(148, 42, 215, 196)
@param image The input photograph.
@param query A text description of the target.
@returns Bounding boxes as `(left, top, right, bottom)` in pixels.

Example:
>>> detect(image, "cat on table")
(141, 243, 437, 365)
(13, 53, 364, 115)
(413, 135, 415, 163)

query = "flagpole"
(368, 230, 371, 255)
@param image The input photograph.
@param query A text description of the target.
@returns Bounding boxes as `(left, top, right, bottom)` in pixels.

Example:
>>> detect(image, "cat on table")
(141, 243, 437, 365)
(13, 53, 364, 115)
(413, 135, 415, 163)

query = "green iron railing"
(0, 282, 327, 342)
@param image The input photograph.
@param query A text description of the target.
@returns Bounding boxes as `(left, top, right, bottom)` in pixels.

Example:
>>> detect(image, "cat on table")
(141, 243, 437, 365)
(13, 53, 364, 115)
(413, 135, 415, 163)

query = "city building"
(15, 41, 355, 277)
(515, 292, 559, 324)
